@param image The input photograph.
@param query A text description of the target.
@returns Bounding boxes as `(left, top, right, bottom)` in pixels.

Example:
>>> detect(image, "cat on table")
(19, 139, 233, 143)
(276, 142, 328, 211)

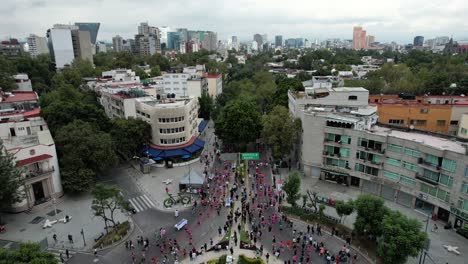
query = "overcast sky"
(1, 0, 468, 44)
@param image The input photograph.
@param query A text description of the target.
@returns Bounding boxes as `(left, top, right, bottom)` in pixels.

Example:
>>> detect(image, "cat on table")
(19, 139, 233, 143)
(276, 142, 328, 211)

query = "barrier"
(175, 219, 188, 230)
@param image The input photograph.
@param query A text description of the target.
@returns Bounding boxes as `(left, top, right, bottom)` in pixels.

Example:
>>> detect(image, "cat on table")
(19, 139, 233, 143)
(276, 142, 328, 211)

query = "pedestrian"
(230, 246, 234, 255)
(125, 241, 129, 249)
(210, 238, 213, 246)
(432, 224, 438, 233)
(53, 234, 57, 243)
(266, 252, 270, 263)
(59, 253, 64, 263)
(66, 249, 69, 259)
(68, 234, 73, 244)
(166, 187, 169, 193)
(175, 209, 179, 218)
(94, 248, 97, 258)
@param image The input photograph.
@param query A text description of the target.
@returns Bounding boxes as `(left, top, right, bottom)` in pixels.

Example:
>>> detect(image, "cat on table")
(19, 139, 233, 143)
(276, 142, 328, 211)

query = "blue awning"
(198, 120, 208, 132)
(182, 154, 191, 159)
(184, 138, 205, 154)
(165, 148, 190, 158)
(142, 146, 162, 158)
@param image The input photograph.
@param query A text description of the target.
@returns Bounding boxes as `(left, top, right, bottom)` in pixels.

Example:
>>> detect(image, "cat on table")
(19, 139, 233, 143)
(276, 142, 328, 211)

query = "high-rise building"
(159, 26, 173, 45)
(275, 35, 283, 48)
(366, 35, 375, 47)
(231, 36, 239, 51)
(47, 25, 76, 69)
(27, 34, 49, 58)
(413, 36, 424, 47)
(167, 32, 180, 50)
(202, 31, 217, 51)
(295, 38, 304, 48)
(71, 29, 94, 63)
(123, 39, 136, 53)
(253, 34, 263, 51)
(262, 34, 268, 44)
(138, 22, 150, 35)
(112, 35, 124, 52)
(74, 22, 100, 44)
(135, 22, 161, 56)
(0, 38, 22, 59)
(96, 41, 107, 53)
(352, 26, 367, 50)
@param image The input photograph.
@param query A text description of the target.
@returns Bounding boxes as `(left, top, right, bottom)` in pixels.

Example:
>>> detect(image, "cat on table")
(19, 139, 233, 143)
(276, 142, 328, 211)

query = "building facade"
(112, 35, 124, 52)
(0, 38, 22, 59)
(27, 34, 49, 58)
(74, 22, 100, 44)
(0, 91, 62, 212)
(205, 73, 223, 98)
(275, 35, 283, 48)
(414, 36, 424, 47)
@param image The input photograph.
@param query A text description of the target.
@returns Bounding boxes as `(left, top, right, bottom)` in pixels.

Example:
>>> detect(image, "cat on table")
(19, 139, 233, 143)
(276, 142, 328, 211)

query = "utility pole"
(418, 210, 431, 264)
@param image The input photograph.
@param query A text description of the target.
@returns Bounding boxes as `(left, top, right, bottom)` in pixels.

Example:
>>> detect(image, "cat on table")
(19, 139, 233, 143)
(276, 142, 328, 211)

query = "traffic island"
(93, 221, 131, 249)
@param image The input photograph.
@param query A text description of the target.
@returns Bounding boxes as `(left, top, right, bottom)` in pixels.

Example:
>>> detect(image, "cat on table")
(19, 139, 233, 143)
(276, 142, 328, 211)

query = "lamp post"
(80, 228, 86, 247)
(52, 198, 58, 219)
(418, 209, 432, 264)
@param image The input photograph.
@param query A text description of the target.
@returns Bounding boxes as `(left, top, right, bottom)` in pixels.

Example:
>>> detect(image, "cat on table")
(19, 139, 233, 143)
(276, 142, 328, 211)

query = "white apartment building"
(112, 35, 124, 52)
(27, 34, 49, 58)
(204, 73, 223, 98)
(302, 76, 344, 91)
(0, 91, 62, 212)
(47, 26, 75, 69)
(291, 87, 468, 229)
(13, 74, 33, 92)
(351, 65, 380, 79)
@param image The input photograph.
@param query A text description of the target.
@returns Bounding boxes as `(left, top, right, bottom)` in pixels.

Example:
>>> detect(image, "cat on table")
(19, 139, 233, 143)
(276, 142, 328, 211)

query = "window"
(383, 171, 399, 180)
(450, 120, 459, 125)
(420, 183, 437, 196)
(461, 182, 468, 194)
(458, 198, 468, 211)
(465, 166, 468, 177)
(436, 189, 450, 202)
(423, 169, 440, 182)
(404, 148, 421, 157)
(400, 176, 416, 186)
(441, 158, 456, 173)
(425, 154, 439, 166)
(348, 95, 358, 101)
(403, 162, 419, 172)
(389, 119, 404, 125)
(439, 174, 453, 187)
(410, 119, 427, 126)
(339, 148, 350, 158)
(385, 158, 401, 167)
(387, 144, 403, 153)
(436, 120, 446, 126)
(420, 108, 429, 114)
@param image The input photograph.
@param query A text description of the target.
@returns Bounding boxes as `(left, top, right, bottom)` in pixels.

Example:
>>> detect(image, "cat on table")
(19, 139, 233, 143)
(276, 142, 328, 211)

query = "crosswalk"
(128, 194, 156, 212)
(49, 249, 76, 263)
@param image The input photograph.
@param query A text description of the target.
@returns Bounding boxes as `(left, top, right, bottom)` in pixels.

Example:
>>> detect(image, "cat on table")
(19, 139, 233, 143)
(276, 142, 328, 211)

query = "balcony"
(418, 158, 441, 172)
(24, 166, 55, 179)
(358, 145, 386, 155)
(415, 173, 439, 186)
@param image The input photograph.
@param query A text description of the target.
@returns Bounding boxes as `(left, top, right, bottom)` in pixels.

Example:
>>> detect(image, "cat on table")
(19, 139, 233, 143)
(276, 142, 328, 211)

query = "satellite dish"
(409, 125, 414, 130)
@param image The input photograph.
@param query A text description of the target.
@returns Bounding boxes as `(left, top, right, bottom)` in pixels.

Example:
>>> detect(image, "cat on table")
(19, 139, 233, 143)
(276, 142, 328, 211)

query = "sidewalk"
(0, 192, 128, 252)
(276, 168, 467, 264)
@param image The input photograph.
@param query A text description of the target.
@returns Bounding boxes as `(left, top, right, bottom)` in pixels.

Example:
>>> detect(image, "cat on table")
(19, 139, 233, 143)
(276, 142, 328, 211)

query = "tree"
(0, 55, 16, 91)
(132, 67, 149, 79)
(55, 120, 117, 192)
(198, 90, 214, 120)
(71, 58, 97, 77)
(273, 78, 304, 107)
(0, 139, 23, 223)
(334, 200, 354, 223)
(283, 171, 301, 206)
(306, 190, 319, 213)
(109, 118, 152, 160)
(377, 210, 427, 264)
(91, 184, 131, 234)
(0, 242, 57, 264)
(262, 106, 298, 160)
(150, 65, 161, 77)
(214, 100, 262, 148)
(354, 194, 390, 238)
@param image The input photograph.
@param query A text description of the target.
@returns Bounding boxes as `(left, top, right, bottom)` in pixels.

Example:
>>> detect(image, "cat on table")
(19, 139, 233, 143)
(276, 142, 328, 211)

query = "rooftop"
(369, 126, 467, 154)
(0, 91, 37, 103)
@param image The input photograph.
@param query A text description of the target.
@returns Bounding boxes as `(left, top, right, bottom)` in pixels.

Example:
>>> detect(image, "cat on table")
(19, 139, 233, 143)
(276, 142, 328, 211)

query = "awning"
(184, 138, 205, 154)
(198, 120, 208, 132)
(16, 154, 53, 167)
(165, 148, 190, 158)
(182, 154, 191, 159)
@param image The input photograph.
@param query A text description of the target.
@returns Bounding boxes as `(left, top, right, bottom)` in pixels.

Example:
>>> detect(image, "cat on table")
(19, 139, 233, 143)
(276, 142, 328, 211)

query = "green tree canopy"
(262, 106, 299, 160)
(0, 55, 16, 91)
(273, 77, 304, 107)
(109, 118, 152, 160)
(55, 120, 117, 192)
(0, 242, 57, 264)
(377, 210, 427, 264)
(354, 194, 390, 238)
(214, 100, 262, 147)
(91, 184, 131, 233)
(198, 90, 214, 120)
(283, 171, 302, 206)
(0, 139, 23, 220)
(334, 199, 355, 223)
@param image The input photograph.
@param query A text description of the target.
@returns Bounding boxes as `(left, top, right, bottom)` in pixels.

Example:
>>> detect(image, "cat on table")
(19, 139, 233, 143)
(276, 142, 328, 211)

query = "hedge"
(237, 254, 264, 264)
(94, 221, 130, 249)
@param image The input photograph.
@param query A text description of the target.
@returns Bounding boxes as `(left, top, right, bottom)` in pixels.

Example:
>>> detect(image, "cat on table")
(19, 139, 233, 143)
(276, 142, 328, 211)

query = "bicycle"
(163, 193, 191, 208)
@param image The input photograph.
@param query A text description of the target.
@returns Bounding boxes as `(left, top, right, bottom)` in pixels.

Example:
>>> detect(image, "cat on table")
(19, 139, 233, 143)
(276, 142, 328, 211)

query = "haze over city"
(1, 0, 468, 43)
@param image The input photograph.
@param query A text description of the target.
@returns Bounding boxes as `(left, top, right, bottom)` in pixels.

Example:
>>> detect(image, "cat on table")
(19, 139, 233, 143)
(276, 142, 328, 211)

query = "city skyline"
(1, 0, 468, 44)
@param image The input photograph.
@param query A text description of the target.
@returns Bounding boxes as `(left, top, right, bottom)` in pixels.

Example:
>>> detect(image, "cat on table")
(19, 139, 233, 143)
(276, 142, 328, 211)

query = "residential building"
(231, 36, 239, 51)
(253, 34, 263, 51)
(123, 39, 136, 53)
(112, 35, 124, 52)
(27, 34, 49, 58)
(369, 94, 468, 135)
(96, 41, 107, 53)
(351, 65, 380, 79)
(167, 32, 180, 50)
(135, 34, 160, 56)
(71, 29, 94, 64)
(458, 114, 468, 139)
(302, 76, 344, 91)
(366, 35, 375, 47)
(285, 38, 297, 49)
(290, 87, 468, 228)
(13, 74, 33, 91)
(352, 26, 367, 50)
(275, 35, 283, 48)
(74, 22, 100, 44)
(204, 73, 223, 98)
(0, 91, 62, 212)
(0, 38, 22, 58)
(414, 36, 424, 47)
(202, 31, 217, 51)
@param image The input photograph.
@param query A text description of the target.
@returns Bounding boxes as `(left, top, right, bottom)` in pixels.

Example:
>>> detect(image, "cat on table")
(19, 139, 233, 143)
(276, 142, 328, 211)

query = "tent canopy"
(179, 170, 205, 185)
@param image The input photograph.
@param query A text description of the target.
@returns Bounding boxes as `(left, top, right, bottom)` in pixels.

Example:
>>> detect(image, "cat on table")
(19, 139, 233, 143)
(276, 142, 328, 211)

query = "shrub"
(456, 228, 468, 239)
(238, 254, 264, 264)
(93, 221, 130, 249)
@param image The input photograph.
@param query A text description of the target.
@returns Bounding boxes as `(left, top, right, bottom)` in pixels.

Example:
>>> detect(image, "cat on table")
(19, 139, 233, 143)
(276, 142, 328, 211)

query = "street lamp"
(80, 228, 86, 247)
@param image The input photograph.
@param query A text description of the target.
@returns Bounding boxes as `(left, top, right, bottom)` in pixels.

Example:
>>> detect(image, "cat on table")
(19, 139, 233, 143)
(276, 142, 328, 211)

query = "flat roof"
(370, 126, 467, 154)
(332, 87, 368, 92)
(1, 91, 37, 103)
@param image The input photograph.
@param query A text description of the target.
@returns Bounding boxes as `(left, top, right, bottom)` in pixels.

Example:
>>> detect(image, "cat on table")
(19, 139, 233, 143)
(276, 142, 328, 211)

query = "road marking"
(141, 194, 156, 207)
(136, 196, 151, 209)
(129, 198, 142, 212)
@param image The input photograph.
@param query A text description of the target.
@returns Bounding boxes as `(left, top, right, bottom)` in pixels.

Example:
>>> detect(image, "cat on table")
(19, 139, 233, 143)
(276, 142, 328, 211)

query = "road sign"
(241, 152, 259, 160)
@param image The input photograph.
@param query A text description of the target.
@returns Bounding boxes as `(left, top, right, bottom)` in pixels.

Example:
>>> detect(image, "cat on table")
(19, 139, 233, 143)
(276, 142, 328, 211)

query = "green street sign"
(241, 152, 259, 160)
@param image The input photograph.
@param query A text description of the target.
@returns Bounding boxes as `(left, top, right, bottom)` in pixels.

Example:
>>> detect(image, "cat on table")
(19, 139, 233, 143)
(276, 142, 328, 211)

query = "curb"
(93, 219, 136, 253)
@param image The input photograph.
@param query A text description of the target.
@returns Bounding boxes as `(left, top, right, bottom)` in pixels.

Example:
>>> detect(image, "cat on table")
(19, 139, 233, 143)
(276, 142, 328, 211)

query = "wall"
(458, 114, 468, 139)
(49, 28, 74, 68)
